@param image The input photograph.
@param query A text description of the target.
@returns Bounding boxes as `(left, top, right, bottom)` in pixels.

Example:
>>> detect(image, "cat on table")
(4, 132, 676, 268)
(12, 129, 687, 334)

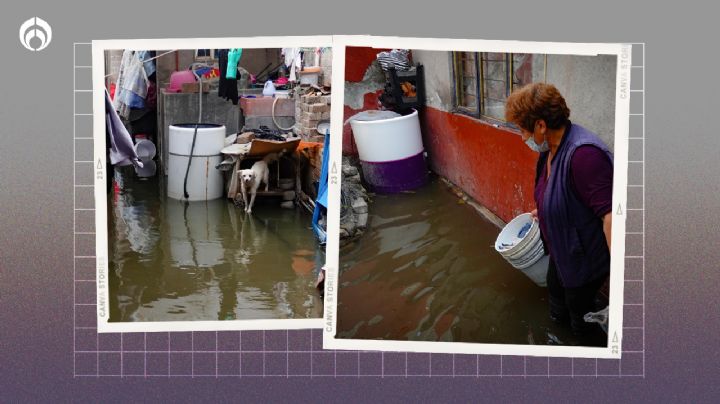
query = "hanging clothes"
(217, 49, 238, 105)
(135, 50, 157, 78)
(314, 47, 321, 66)
(105, 90, 142, 168)
(376, 49, 412, 71)
(226, 48, 243, 79)
(282, 48, 303, 82)
(128, 52, 158, 142)
(113, 50, 149, 118)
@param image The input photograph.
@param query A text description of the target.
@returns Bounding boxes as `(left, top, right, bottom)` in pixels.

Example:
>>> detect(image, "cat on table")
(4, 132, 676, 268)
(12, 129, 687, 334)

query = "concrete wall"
(106, 48, 295, 89)
(343, 48, 618, 223)
(105, 50, 123, 85)
(320, 47, 333, 87)
(547, 54, 617, 151)
(156, 50, 195, 89)
(158, 91, 240, 174)
(153, 49, 283, 90)
(412, 51, 454, 110)
(240, 48, 282, 77)
(412, 50, 539, 221)
(412, 50, 618, 151)
(407, 50, 618, 222)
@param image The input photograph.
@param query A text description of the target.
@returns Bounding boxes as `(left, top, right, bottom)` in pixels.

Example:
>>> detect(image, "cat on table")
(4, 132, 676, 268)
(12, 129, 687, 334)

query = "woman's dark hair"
(505, 83, 570, 131)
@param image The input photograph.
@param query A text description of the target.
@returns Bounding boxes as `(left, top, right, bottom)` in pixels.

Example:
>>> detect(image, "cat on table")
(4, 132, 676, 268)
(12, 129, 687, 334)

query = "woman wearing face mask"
(505, 83, 613, 336)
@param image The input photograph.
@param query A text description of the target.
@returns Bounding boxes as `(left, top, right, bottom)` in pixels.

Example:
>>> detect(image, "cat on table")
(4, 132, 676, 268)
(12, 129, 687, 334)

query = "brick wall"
(294, 93, 331, 141)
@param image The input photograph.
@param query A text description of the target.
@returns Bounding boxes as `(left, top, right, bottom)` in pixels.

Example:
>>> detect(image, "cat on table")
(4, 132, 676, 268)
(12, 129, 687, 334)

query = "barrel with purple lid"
(349, 109, 427, 193)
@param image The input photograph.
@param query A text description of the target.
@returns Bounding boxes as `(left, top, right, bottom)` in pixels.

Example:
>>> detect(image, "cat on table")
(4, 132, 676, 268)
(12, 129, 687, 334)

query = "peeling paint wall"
(418, 108, 537, 222)
(343, 48, 617, 223)
(412, 50, 618, 151)
(411, 50, 454, 110)
(409, 50, 617, 222)
(342, 47, 390, 155)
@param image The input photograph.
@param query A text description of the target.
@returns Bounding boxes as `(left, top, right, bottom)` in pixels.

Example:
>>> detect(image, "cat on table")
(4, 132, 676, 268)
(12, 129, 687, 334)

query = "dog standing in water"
(238, 152, 281, 214)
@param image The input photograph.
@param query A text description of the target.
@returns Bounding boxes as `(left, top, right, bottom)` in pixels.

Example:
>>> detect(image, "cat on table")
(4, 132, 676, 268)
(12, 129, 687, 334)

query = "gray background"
(1, 0, 718, 401)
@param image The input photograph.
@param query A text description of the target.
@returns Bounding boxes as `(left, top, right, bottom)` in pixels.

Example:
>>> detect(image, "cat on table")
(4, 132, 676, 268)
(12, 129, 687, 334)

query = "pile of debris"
(339, 156, 369, 245)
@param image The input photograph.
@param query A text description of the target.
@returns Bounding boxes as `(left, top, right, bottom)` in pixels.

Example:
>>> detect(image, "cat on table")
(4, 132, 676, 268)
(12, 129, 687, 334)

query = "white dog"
(238, 152, 280, 213)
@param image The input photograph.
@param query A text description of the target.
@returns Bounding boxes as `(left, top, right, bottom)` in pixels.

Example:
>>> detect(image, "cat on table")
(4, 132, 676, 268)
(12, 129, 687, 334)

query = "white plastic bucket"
(495, 213, 548, 287)
(518, 254, 549, 287)
(500, 225, 539, 258)
(350, 109, 424, 163)
(134, 159, 156, 178)
(167, 124, 226, 201)
(134, 139, 156, 160)
(496, 214, 536, 253)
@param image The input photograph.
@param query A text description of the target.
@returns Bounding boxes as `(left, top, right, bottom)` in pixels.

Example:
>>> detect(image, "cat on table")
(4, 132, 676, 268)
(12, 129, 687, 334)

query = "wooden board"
(226, 159, 241, 199)
(247, 138, 301, 157)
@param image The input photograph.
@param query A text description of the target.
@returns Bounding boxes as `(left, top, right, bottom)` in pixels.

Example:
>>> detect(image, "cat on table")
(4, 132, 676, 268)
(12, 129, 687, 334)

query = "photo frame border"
(322, 35, 631, 359)
(91, 36, 333, 333)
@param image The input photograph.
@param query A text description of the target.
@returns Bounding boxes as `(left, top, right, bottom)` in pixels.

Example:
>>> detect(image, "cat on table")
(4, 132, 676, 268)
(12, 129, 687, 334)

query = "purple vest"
(535, 123, 613, 288)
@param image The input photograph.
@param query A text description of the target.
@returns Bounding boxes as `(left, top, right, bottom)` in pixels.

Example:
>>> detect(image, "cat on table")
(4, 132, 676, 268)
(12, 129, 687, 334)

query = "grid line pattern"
(74, 42, 645, 378)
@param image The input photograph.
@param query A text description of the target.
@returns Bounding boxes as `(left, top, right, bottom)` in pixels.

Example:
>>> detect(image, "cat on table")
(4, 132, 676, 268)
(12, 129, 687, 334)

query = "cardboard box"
(181, 82, 210, 93)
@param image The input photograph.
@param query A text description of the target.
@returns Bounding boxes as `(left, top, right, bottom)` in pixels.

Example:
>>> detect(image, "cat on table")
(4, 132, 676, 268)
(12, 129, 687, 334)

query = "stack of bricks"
(295, 93, 331, 142)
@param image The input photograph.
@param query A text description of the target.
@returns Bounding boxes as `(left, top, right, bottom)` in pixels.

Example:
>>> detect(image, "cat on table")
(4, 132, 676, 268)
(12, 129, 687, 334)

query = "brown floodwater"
(337, 176, 607, 347)
(108, 168, 323, 322)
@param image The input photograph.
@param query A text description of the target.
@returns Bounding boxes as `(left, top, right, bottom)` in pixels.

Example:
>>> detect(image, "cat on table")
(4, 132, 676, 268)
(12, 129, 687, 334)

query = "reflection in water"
(109, 168, 323, 322)
(338, 176, 606, 347)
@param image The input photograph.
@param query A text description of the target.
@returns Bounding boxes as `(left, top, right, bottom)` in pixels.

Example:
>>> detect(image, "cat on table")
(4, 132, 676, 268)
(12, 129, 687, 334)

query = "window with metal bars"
(452, 52, 547, 122)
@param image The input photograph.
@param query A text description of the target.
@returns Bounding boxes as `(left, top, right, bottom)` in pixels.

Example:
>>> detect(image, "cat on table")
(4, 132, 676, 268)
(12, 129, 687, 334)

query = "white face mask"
(525, 135, 550, 153)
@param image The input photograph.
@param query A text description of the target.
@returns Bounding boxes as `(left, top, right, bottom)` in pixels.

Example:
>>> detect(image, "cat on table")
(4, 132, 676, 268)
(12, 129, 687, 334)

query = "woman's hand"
(530, 209, 538, 221)
(603, 212, 612, 250)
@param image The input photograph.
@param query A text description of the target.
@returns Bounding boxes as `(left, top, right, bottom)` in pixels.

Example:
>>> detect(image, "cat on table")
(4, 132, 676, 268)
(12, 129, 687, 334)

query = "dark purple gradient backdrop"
(1, 1, 719, 401)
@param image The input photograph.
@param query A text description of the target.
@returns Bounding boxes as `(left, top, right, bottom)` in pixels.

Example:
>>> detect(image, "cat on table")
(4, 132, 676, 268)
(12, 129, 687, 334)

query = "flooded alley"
(108, 168, 323, 322)
(337, 176, 606, 347)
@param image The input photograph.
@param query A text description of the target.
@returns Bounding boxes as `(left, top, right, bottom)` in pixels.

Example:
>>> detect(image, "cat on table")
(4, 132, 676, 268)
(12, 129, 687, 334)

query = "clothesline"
(105, 49, 178, 78)
(140, 49, 178, 63)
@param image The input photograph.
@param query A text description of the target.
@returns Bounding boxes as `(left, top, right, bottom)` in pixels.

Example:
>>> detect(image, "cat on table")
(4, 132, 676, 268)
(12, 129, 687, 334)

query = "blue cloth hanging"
(312, 132, 330, 243)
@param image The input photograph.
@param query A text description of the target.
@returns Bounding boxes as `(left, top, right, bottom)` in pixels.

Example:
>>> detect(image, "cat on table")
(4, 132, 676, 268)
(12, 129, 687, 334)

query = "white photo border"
(323, 35, 631, 359)
(92, 36, 333, 333)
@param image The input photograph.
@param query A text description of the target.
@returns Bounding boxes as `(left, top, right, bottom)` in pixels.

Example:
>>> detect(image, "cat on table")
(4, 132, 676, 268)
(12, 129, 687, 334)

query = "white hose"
(272, 96, 295, 131)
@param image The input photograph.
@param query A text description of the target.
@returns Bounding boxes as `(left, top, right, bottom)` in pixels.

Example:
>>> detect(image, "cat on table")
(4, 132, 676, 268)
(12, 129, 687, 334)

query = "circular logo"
(19, 17, 52, 51)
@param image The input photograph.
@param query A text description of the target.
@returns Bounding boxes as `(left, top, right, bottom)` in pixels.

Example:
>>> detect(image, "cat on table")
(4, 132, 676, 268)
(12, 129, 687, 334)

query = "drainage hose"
(183, 68, 204, 199)
(183, 124, 199, 199)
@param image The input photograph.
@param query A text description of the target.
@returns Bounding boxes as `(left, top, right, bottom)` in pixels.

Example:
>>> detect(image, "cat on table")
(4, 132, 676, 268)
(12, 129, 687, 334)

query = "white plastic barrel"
(350, 109, 423, 163)
(167, 124, 225, 201)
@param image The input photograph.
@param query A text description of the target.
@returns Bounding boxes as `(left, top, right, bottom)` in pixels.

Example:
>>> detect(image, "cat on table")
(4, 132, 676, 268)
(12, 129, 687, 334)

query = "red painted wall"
(345, 47, 390, 82)
(419, 107, 537, 223)
(342, 47, 390, 155)
(342, 47, 536, 222)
